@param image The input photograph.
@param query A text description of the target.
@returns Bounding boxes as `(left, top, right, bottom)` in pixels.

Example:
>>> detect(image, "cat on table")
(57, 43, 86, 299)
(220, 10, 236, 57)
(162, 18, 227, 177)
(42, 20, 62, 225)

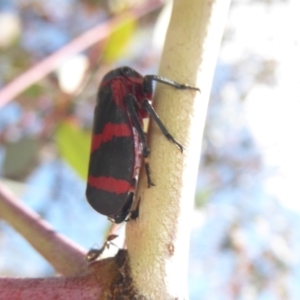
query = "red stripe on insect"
(88, 176, 131, 194)
(92, 123, 131, 152)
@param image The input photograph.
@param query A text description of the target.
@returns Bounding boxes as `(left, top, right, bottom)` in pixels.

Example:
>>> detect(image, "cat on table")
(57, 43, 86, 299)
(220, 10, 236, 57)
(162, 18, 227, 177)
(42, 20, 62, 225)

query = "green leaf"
(3, 137, 40, 180)
(55, 121, 91, 180)
(102, 17, 136, 62)
(23, 84, 44, 98)
(195, 188, 211, 208)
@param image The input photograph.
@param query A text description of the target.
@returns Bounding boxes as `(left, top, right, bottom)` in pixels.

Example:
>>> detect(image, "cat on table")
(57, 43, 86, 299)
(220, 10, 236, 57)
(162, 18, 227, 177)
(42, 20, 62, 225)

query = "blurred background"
(1, 0, 300, 299)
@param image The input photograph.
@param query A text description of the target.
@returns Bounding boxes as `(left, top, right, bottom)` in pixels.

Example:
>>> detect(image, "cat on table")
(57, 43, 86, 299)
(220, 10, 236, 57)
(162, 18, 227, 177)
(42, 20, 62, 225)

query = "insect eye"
(122, 67, 132, 76)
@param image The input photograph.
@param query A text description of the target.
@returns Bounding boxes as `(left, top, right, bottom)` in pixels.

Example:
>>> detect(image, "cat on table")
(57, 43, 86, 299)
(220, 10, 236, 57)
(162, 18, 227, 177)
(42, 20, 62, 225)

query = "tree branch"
(0, 182, 87, 275)
(0, 257, 118, 300)
(126, 0, 231, 299)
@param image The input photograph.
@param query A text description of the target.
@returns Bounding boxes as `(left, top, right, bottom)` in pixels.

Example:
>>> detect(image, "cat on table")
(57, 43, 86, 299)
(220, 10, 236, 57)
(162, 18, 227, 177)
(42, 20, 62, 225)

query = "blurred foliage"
(55, 121, 91, 180)
(3, 138, 40, 181)
(102, 16, 136, 62)
(23, 84, 45, 99)
(194, 188, 211, 208)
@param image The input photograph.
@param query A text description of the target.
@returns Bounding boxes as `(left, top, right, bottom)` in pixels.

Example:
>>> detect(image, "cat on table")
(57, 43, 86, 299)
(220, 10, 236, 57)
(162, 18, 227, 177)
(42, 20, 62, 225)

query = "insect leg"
(86, 234, 119, 262)
(143, 75, 200, 93)
(141, 99, 184, 153)
(125, 94, 154, 188)
(130, 197, 141, 220)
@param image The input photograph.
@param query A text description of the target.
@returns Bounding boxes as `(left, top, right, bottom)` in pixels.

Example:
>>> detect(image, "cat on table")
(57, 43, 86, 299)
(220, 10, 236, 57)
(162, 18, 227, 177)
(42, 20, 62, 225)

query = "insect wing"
(86, 83, 135, 217)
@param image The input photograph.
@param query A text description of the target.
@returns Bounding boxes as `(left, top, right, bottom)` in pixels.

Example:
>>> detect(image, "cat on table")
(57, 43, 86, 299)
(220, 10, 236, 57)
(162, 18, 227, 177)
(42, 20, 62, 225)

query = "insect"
(86, 66, 200, 223)
(86, 234, 118, 262)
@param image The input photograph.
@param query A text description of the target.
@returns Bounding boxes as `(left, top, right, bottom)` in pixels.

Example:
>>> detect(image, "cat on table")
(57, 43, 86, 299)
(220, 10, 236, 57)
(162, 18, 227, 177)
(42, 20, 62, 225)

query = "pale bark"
(126, 0, 231, 299)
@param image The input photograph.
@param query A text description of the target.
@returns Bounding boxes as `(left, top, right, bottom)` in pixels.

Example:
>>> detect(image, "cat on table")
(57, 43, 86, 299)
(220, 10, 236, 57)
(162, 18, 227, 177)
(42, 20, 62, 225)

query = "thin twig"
(0, 182, 87, 275)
